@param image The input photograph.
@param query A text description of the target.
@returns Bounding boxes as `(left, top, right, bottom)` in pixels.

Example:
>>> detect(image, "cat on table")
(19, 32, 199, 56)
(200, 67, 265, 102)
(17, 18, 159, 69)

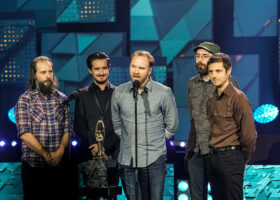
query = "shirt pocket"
(189, 89, 202, 115)
(30, 105, 45, 122)
(54, 104, 65, 121)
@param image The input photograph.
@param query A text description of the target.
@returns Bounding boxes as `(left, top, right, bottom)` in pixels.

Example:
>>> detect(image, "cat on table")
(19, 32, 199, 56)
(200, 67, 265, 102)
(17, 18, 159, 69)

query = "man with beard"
(74, 52, 120, 196)
(111, 50, 179, 199)
(185, 42, 239, 200)
(15, 56, 73, 200)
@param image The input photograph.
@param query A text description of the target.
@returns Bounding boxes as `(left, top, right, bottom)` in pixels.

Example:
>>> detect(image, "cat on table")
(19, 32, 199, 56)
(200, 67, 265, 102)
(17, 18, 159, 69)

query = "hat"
(193, 42, 220, 54)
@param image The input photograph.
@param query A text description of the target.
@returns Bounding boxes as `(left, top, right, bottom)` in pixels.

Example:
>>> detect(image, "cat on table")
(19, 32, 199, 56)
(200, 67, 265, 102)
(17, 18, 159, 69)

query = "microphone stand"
(134, 92, 138, 200)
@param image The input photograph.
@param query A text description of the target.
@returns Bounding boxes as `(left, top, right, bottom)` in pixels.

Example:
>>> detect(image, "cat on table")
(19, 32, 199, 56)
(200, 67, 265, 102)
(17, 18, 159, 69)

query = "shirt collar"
(195, 74, 211, 84)
(34, 88, 59, 97)
(90, 81, 110, 91)
(214, 82, 234, 99)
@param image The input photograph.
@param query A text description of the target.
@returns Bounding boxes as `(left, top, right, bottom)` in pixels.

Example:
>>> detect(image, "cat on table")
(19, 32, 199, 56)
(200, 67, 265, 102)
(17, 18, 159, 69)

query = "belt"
(211, 146, 240, 153)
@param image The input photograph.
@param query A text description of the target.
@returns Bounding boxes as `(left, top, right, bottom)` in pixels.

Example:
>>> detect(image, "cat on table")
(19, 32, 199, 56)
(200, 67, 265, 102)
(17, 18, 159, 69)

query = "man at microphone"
(14, 56, 73, 200)
(111, 50, 179, 199)
(74, 52, 120, 193)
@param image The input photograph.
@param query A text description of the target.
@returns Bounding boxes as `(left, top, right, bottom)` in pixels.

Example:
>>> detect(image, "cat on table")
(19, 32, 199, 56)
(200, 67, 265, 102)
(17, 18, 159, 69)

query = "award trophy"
(80, 119, 108, 188)
(94, 119, 108, 160)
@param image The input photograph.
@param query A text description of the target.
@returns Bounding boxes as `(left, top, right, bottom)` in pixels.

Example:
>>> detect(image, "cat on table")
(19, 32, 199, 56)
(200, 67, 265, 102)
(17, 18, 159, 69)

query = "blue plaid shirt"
(15, 89, 72, 167)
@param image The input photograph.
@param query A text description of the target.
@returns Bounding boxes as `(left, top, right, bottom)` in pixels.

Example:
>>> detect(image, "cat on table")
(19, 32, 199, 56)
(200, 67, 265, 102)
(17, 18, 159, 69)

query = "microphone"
(132, 80, 140, 100)
(63, 90, 80, 105)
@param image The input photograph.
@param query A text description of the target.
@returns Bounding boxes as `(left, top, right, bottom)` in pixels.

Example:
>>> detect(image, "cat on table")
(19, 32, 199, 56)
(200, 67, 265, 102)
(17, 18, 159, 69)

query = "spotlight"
(177, 180, 190, 199)
(170, 141, 174, 146)
(0, 140, 6, 147)
(208, 182, 211, 192)
(71, 140, 78, 147)
(179, 141, 186, 148)
(8, 107, 16, 124)
(207, 194, 213, 200)
(178, 193, 188, 200)
(253, 104, 279, 123)
(11, 141, 17, 147)
(178, 180, 189, 192)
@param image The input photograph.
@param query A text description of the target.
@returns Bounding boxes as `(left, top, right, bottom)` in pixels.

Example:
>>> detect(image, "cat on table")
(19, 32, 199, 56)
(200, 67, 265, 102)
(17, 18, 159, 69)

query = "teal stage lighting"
(8, 107, 16, 124)
(253, 104, 279, 123)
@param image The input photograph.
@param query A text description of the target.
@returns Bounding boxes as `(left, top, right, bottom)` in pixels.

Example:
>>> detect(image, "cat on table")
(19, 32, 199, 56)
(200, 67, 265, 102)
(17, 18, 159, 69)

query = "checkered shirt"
(15, 89, 73, 167)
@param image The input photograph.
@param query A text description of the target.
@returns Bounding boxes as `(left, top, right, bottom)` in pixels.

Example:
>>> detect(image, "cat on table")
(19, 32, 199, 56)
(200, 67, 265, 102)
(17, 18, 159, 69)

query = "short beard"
(36, 80, 53, 96)
(94, 78, 108, 85)
(195, 63, 208, 76)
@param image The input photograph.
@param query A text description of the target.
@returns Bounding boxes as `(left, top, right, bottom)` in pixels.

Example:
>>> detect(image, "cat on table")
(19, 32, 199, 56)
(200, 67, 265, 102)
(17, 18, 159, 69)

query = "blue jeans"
(185, 152, 211, 200)
(119, 155, 166, 200)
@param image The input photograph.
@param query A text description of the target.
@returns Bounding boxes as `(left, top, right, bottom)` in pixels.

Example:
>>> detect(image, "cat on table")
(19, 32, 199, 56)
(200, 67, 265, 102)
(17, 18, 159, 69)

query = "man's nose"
(134, 67, 139, 73)
(46, 72, 51, 78)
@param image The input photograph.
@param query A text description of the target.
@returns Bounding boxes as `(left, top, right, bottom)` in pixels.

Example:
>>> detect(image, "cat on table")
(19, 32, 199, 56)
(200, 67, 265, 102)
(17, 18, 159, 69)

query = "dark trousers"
(185, 152, 211, 200)
(21, 161, 78, 200)
(119, 155, 167, 200)
(209, 149, 245, 200)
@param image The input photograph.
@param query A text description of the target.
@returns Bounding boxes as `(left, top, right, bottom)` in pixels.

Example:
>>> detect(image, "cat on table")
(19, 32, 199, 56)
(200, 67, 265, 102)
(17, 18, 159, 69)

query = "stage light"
(208, 182, 211, 192)
(71, 140, 78, 147)
(179, 141, 186, 148)
(0, 140, 6, 147)
(178, 194, 188, 200)
(177, 180, 190, 199)
(253, 104, 279, 123)
(178, 180, 189, 192)
(207, 194, 213, 200)
(8, 107, 16, 124)
(11, 141, 17, 147)
(170, 141, 174, 146)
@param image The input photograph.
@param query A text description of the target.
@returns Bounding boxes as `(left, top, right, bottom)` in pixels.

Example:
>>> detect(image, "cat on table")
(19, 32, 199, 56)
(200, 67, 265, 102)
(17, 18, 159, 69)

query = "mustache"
(44, 79, 52, 83)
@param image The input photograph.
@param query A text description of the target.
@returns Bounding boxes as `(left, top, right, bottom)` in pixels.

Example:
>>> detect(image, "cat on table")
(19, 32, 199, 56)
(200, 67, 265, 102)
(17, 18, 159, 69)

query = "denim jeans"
(209, 149, 245, 200)
(185, 152, 211, 200)
(119, 155, 167, 200)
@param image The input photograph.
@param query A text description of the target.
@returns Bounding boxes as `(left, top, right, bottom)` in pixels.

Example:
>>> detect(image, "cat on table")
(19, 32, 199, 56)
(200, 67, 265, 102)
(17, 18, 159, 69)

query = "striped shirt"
(15, 89, 72, 167)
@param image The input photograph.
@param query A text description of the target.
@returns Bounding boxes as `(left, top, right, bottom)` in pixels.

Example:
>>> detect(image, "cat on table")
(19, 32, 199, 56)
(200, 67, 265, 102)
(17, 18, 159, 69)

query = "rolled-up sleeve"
(163, 88, 179, 139)
(14, 96, 32, 137)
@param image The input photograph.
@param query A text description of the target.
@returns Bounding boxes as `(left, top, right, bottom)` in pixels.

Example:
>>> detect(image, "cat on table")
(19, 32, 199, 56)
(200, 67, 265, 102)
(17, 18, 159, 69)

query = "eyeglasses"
(195, 54, 211, 60)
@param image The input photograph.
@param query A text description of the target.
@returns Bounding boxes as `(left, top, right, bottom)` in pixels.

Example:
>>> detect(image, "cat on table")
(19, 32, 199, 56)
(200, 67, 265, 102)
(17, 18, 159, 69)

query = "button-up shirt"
(15, 89, 72, 167)
(111, 79, 179, 167)
(207, 82, 257, 163)
(186, 75, 238, 154)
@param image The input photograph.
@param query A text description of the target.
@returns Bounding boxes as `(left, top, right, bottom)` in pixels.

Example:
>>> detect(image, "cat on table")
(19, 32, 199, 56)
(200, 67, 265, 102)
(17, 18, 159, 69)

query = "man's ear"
(88, 68, 92, 74)
(227, 66, 232, 75)
(148, 66, 152, 76)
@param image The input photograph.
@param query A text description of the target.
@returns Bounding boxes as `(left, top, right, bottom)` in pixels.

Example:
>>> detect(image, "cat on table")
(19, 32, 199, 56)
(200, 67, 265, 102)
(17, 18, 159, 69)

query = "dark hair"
(28, 56, 58, 90)
(207, 53, 232, 71)
(86, 52, 110, 69)
(130, 50, 155, 67)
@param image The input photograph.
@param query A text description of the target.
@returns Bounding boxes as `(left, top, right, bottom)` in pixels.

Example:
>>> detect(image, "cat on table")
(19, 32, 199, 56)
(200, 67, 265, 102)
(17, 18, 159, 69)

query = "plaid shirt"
(15, 89, 72, 167)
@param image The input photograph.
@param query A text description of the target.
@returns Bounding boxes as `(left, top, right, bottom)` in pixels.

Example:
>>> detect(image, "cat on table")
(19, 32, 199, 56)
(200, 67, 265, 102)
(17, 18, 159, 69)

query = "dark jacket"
(74, 82, 120, 161)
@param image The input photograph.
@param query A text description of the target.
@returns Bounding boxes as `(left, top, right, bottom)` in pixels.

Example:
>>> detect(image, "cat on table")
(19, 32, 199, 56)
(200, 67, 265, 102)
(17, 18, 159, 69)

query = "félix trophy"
(94, 119, 108, 160)
(80, 119, 108, 188)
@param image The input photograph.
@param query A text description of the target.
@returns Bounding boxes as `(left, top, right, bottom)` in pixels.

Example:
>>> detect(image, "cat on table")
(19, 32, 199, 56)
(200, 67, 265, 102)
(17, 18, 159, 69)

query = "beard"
(37, 79, 54, 96)
(94, 76, 108, 85)
(195, 62, 208, 76)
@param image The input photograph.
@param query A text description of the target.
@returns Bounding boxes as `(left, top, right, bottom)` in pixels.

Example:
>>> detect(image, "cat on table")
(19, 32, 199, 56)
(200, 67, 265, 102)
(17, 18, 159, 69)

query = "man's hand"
(42, 150, 52, 163)
(89, 144, 98, 156)
(48, 146, 64, 166)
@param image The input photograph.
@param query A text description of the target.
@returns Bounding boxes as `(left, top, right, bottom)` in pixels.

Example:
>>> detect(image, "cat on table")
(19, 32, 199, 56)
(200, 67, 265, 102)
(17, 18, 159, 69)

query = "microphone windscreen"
(132, 80, 140, 88)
